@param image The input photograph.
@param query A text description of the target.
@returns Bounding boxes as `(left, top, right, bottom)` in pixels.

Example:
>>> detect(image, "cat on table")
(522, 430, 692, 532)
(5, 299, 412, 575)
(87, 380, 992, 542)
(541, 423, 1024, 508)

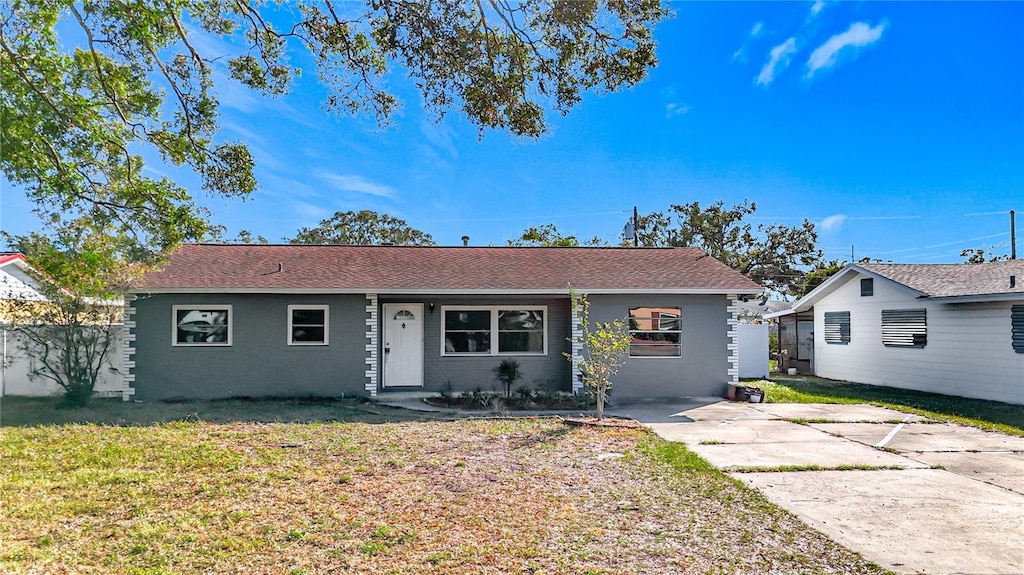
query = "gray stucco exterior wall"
(131, 293, 368, 400)
(586, 294, 731, 399)
(379, 295, 572, 394)
(130, 292, 728, 401)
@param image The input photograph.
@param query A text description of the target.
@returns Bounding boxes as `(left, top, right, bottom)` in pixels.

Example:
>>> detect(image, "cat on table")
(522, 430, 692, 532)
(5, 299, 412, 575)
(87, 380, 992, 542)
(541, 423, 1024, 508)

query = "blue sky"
(2, 1, 1022, 262)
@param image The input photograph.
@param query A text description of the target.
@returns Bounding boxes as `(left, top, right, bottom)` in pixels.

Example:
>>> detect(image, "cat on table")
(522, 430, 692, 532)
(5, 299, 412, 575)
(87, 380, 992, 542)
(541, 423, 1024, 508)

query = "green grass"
(757, 375, 1024, 436)
(0, 413, 890, 574)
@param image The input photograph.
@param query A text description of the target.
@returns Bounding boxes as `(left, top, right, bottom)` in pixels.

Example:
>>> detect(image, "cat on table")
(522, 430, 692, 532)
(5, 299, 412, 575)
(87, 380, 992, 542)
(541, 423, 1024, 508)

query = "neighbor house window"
(824, 311, 851, 344)
(861, 278, 874, 296)
(881, 308, 926, 348)
(442, 306, 546, 356)
(288, 305, 329, 345)
(628, 307, 682, 357)
(173, 305, 231, 346)
(1012, 305, 1024, 354)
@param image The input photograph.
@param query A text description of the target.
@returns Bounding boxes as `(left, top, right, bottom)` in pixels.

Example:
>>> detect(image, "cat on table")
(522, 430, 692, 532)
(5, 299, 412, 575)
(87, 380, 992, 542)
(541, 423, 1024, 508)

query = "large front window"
(628, 307, 682, 357)
(443, 306, 546, 356)
(173, 305, 231, 346)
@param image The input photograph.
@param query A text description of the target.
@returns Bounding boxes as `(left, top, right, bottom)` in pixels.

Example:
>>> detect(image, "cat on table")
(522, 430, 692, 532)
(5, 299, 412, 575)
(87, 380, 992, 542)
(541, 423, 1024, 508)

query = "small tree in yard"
(3, 228, 140, 407)
(565, 292, 630, 420)
(493, 359, 523, 399)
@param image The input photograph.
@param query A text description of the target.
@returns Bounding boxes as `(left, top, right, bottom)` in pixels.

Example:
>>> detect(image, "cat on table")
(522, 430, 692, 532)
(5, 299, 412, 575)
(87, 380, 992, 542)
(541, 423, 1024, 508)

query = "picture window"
(173, 305, 231, 346)
(442, 306, 546, 356)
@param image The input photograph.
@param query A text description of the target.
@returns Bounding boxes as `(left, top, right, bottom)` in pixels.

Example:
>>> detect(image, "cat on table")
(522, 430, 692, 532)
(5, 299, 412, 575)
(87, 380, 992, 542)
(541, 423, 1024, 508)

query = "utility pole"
(633, 206, 639, 247)
(1011, 210, 1016, 260)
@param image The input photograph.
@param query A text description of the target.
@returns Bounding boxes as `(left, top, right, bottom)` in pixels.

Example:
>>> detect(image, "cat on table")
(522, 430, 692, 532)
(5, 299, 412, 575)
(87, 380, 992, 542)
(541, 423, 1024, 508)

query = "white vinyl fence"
(0, 326, 124, 397)
(737, 323, 769, 379)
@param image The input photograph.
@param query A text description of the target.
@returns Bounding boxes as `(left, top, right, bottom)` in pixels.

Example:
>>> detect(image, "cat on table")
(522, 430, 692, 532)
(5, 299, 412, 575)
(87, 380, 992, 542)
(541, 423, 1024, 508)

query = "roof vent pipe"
(1012, 275, 1017, 289)
(462, 236, 470, 247)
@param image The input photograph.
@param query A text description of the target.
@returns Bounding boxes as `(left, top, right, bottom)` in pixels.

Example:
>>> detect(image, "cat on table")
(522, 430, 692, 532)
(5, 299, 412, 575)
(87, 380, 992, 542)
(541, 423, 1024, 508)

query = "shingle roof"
(859, 261, 1024, 298)
(136, 244, 762, 294)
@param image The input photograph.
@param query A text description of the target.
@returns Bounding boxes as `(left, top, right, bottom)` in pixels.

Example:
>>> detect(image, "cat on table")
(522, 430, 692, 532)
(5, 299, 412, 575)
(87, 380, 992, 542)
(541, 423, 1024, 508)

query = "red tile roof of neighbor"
(136, 244, 762, 294)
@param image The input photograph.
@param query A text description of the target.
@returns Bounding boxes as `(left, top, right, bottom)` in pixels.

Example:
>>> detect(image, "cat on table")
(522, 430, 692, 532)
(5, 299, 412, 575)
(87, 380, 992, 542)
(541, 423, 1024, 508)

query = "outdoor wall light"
(429, 303, 435, 313)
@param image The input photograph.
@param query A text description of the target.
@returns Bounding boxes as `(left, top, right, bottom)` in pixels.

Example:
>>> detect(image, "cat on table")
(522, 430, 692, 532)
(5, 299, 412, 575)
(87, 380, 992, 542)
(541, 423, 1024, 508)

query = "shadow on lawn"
(0, 395, 444, 427)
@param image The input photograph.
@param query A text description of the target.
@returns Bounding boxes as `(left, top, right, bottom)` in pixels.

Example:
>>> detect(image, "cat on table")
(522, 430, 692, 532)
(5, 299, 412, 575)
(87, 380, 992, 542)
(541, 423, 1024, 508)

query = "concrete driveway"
(610, 400, 1024, 575)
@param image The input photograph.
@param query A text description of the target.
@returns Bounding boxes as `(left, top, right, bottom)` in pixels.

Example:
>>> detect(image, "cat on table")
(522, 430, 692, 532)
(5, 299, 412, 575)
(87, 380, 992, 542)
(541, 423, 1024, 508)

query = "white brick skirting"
(570, 295, 584, 394)
(726, 294, 739, 386)
(364, 294, 378, 397)
(121, 297, 136, 401)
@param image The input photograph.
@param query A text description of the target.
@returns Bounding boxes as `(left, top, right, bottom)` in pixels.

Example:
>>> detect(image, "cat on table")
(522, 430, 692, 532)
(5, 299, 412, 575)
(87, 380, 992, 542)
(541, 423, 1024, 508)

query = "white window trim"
(172, 304, 232, 347)
(628, 307, 683, 359)
(288, 304, 330, 346)
(441, 305, 548, 357)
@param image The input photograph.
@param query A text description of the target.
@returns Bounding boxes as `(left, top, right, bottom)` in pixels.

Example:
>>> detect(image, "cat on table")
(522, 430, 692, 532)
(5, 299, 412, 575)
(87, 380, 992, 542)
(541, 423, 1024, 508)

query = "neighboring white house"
(767, 261, 1024, 405)
(0, 253, 124, 397)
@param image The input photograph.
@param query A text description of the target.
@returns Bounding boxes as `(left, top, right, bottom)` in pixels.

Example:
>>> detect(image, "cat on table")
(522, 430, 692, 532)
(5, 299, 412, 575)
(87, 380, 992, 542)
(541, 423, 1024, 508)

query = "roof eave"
(130, 286, 762, 296)
(930, 292, 1024, 304)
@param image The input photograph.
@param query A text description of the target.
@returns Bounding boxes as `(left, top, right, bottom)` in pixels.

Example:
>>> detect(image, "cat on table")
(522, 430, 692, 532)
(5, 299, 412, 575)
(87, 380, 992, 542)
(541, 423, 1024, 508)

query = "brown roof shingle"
(136, 244, 762, 294)
(860, 261, 1024, 298)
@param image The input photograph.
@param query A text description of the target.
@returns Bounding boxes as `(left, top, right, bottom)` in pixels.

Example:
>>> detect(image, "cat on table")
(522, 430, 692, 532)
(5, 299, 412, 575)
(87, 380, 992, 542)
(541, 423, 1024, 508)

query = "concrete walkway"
(612, 400, 1024, 575)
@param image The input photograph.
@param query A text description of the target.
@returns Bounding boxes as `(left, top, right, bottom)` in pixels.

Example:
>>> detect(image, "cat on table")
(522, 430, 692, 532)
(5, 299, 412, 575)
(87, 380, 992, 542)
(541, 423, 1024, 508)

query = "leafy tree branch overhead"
(1, 0, 668, 261)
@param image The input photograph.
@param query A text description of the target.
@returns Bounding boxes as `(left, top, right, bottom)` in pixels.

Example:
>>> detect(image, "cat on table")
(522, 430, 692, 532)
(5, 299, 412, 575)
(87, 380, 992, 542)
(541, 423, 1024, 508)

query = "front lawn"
(0, 396, 435, 427)
(755, 375, 1024, 436)
(0, 416, 888, 574)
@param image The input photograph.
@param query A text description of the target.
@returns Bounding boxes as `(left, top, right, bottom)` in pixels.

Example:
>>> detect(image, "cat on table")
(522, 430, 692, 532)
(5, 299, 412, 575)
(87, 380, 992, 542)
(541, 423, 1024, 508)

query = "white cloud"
(806, 22, 887, 77)
(820, 214, 847, 232)
(810, 1, 826, 17)
(756, 37, 798, 86)
(319, 173, 395, 198)
(420, 120, 459, 160)
(733, 21, 766, 62)
(665, 102, 690, 118)
(293, 201, 332, 222)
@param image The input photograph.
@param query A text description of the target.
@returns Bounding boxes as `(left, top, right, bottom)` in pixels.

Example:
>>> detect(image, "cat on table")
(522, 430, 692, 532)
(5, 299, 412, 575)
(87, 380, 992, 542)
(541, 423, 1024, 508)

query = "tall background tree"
(960, 248, 1008, 263)
(2, 0, 668, 266)
(289, 210, 435, 245)
(507, 224, 604, 247)
(622, 200, 823, 297)
(795, 259, 847, 298)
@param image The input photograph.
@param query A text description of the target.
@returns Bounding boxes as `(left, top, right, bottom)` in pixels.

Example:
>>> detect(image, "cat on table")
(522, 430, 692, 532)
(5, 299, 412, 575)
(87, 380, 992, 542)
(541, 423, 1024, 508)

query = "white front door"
(383, 303, 424, 387)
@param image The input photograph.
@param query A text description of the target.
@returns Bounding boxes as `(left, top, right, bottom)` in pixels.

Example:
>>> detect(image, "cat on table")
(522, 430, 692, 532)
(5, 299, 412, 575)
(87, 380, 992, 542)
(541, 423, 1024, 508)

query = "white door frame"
(382, 303, 424, 387)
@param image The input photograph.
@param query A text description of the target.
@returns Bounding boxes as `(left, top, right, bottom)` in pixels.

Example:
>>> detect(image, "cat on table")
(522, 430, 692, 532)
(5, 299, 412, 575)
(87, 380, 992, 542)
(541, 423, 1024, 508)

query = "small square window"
(628, 307, 682, 357)
(289, 305, 329, 345)
(860, 278, 874, 297)
(173, 305, 231, 346)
